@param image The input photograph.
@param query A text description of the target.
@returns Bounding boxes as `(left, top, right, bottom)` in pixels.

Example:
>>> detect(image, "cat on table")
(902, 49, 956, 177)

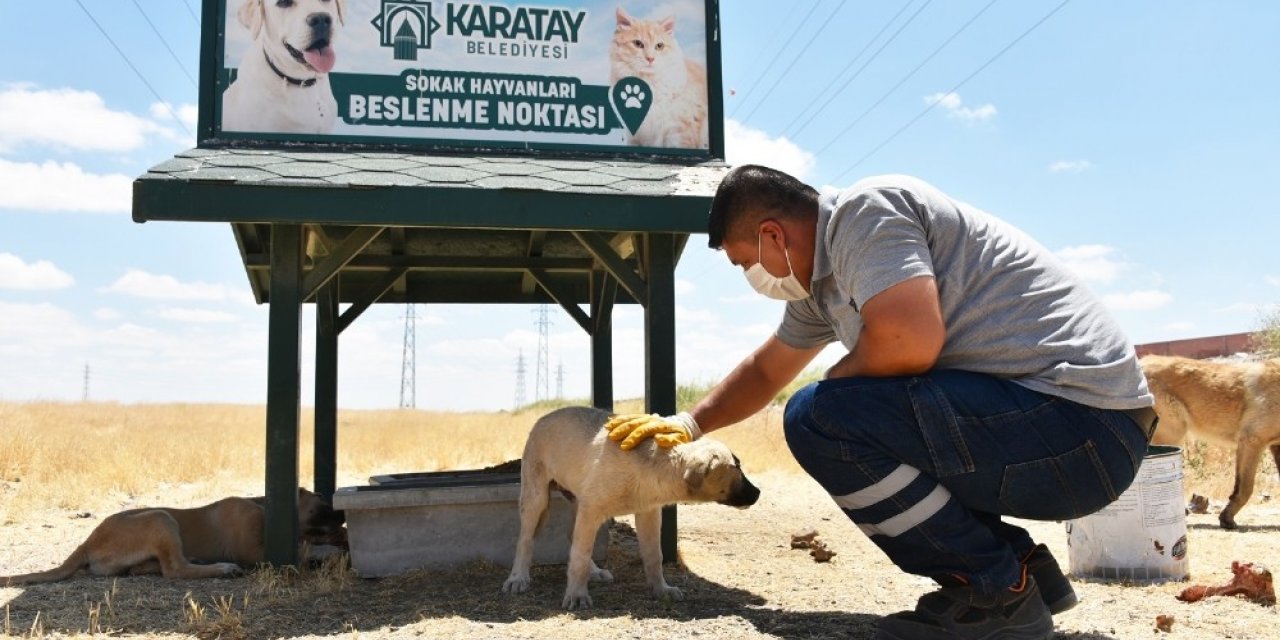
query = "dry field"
(1, 401, 1278, 639)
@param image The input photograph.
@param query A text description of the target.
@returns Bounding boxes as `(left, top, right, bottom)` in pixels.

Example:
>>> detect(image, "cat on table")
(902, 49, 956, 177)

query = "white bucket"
(1065, 445, 1189, 583)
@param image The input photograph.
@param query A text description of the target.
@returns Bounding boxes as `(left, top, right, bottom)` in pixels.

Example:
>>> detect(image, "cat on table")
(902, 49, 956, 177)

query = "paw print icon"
(618, 83, 646, 109)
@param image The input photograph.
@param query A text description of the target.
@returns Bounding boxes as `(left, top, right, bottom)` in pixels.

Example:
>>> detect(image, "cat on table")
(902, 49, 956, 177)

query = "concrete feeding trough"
(333, 466, 607, 578)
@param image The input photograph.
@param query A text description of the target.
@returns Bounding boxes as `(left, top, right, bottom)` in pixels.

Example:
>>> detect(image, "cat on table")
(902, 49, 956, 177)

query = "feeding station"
(131, 0, 726, 567)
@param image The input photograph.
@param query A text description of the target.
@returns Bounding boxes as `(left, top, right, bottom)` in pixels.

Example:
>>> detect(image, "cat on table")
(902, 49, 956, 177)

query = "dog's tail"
(1, 543, 90, 585)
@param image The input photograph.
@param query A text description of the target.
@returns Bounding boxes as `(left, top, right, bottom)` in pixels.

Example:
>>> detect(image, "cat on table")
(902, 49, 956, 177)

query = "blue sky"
(1, 1, 1277, 411)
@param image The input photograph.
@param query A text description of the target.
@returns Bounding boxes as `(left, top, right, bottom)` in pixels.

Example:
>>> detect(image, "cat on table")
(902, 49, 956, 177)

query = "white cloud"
(675, 279, 696, 295)
(925, 92, 997, 123)
(0, 252, 74, 290)
(1049, 160, 1094, 173)
(1101, 290, 1173, 311)
(0, 84, 175, 153)
(149, 101, 200, 131)
(100, 269, 244, 302)
(93, 307, 122, 320)
(153, 307, 239, 324)
(1266, 275, 1280, 287)
(724, 119, 816, 180)
(0, 159, 132, 213)
(1055, 245, 1128, 285)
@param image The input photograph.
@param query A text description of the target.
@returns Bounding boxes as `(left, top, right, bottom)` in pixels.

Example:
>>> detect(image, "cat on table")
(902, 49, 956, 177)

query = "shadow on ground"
(2, 522, 1116, 639)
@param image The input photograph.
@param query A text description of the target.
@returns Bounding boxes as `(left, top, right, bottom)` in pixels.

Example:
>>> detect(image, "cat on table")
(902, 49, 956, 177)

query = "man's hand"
(604, 412, 702, 450)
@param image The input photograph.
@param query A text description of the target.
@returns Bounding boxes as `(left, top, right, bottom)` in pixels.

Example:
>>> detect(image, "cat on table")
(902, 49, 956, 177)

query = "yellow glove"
(604, 412, 702, 450)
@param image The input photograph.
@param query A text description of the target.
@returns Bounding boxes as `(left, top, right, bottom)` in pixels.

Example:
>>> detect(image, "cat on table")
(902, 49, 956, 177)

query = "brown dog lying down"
(1, 488, 345, 585)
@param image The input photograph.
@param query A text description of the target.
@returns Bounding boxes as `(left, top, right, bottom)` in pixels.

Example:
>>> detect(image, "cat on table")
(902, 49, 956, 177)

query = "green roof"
(132, 149, 728, 305)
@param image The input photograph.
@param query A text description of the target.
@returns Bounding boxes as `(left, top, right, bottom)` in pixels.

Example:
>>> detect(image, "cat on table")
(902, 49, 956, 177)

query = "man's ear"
(238, 0, 265, 40)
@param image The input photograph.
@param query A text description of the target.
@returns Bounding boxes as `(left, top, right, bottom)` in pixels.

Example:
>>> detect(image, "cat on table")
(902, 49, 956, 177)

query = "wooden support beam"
(572, 231, 648, 306)
(527, 268, 591, 333)
(302, 226, 384, 301)
(336, 268, 407, 334)
(246, 255, 595, 272)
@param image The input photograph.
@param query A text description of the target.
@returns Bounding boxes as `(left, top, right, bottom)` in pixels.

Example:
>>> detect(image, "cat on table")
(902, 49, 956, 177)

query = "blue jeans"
(783, 370, 1149, 596)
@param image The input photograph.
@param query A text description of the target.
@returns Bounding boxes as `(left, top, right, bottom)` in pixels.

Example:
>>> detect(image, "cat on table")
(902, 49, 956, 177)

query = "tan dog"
(1141, 354, 1280, 528)
(1, 488, 345, 585)
(502, 406, 759, 609)
(222, 0, 346, 134)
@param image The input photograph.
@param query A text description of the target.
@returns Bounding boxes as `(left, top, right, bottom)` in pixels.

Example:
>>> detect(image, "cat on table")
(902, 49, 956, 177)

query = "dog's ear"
(683, 457, 709, 492)
(238, 0, 265, 40)
(335, 0, 347, 25)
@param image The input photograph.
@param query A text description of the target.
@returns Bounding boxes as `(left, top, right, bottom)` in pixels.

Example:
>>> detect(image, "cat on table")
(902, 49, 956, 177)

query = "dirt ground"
(2, 471, 1278, 639)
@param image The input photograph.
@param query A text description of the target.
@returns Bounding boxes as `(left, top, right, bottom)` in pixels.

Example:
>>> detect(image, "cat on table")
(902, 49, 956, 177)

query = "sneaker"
(1024, 544, 1078, 614)
(875, 568, 1054, 640)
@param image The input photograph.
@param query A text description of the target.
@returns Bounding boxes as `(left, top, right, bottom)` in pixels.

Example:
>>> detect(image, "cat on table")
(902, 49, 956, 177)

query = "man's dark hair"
(706, 165, 819, 249)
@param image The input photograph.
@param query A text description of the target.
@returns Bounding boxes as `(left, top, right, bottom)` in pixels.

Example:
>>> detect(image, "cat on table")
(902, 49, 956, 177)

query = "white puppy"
(502, 406, 760, 610)
(222, 0, 345, 134)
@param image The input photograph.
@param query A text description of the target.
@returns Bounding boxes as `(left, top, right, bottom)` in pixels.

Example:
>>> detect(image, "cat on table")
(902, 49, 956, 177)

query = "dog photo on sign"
(222, 0, 346, 134)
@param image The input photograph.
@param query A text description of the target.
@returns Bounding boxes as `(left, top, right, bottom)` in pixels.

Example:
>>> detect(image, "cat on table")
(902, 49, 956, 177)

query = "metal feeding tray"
(333, 466, 606, 577)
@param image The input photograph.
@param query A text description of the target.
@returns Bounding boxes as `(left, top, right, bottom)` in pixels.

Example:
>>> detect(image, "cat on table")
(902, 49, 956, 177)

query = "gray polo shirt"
(777, 175, 1153, 411)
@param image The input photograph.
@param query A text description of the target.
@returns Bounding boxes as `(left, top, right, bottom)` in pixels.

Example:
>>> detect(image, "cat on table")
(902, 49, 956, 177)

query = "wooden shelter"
(132, 0, 726, 565)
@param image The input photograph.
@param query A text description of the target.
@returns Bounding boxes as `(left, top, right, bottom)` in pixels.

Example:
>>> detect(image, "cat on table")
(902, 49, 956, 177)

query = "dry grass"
(0, 400, 800, 519)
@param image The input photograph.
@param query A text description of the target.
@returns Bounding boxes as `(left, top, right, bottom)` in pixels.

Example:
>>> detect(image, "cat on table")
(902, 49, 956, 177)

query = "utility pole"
(533, 304, 551, 402)
(514, 350, 527, 410)
(82, 362, 90, 402)
(400, 304, 416, 408)
(556, 360, 564, 399)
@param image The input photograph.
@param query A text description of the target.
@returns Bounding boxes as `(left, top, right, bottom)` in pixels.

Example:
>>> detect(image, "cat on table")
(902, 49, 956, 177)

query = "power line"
(738, 0, 849, 125)
(812, 0, 999, 159)
(728, 1, 826, 119)
(72, 0, 192, 137)
(181, 0, 201, 26)
(129, 0, 198, 88)
(830, 0, 1074, 184)
(783, 0, 934, 140)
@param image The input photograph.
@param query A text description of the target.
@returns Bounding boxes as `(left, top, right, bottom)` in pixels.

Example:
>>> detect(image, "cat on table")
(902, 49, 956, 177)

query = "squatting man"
(606, 165, 1156, 640)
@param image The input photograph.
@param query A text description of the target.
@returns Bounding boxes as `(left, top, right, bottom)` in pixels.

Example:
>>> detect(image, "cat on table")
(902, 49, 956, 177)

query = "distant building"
(1134, 332, 1256, 359)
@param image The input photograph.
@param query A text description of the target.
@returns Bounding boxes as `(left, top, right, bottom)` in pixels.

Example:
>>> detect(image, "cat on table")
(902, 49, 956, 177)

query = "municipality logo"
(371, 0, 442, 61)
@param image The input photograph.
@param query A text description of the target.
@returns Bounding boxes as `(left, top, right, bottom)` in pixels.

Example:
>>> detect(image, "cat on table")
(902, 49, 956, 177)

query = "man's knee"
(783, 382, 820, 459)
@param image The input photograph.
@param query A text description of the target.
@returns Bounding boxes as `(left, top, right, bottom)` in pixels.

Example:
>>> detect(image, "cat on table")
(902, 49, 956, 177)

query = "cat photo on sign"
(609, 6, 709, 149)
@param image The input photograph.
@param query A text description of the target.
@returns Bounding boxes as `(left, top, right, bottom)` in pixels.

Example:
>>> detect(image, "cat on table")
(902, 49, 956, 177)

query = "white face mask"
(745, 232, 809, 301)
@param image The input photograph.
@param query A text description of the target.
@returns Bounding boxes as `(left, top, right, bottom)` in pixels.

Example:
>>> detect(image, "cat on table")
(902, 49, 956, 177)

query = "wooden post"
(265, 223, 303, 566)
(314, 279, 339, 502)
(643, 234, 679, 563)
(591, 270, 616, 410)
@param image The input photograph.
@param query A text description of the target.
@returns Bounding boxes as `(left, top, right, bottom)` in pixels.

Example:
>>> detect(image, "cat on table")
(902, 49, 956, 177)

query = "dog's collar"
(264, 51, 317, 88)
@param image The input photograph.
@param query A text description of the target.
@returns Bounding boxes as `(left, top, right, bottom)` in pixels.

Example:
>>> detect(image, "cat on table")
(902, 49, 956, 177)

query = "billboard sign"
(203, 0, 723, 158)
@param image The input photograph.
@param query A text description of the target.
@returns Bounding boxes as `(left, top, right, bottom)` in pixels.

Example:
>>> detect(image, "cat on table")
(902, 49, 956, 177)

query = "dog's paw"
(562, 587, 593, 610)
(502, 574, 532, 594)
(215, 563, 243, 576)
(654, 585, 684, 602)
(589, 566, 614, 583)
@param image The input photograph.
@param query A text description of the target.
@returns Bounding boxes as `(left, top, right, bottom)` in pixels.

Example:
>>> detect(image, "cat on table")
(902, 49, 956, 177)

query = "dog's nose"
(725, 476, 761, 508)
(307, 12, 332, 30)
